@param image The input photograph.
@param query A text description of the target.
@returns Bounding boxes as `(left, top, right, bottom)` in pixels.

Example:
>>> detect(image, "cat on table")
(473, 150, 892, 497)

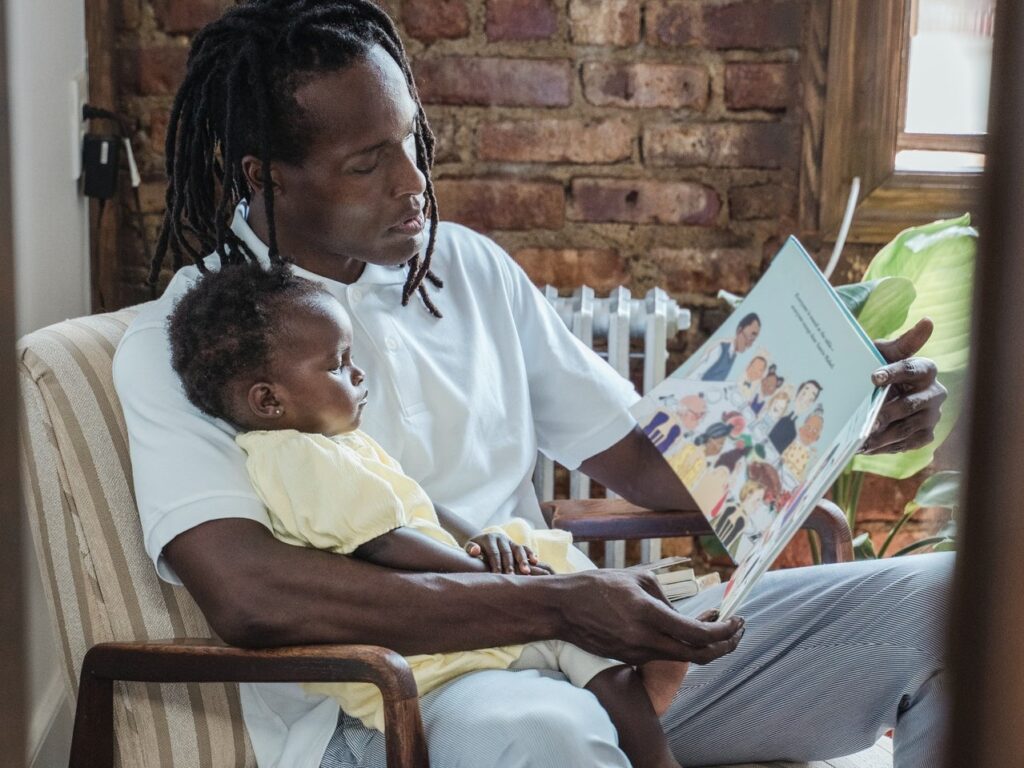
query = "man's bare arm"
(579, 425, 698, 511)
(353, 526, 487, 573)
(165, 517, 742, 664)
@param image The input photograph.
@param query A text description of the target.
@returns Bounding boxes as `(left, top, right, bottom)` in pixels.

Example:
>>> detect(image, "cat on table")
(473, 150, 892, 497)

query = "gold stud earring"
(275, 408, 282, 416)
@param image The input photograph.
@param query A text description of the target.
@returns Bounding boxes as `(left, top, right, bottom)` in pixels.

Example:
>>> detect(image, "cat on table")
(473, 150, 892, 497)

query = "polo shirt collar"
(228, 200, 414, 287)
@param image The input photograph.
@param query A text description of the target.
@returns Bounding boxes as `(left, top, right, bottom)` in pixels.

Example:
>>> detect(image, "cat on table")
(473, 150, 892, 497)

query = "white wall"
(7, 0, 90, 763)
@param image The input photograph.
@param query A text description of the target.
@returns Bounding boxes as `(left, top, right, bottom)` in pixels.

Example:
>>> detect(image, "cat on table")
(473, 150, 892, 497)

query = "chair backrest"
(17, 309, 256, 767)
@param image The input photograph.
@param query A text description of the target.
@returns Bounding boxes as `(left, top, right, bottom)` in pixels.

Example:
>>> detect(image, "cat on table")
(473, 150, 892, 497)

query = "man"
(114, 2, 951, 766)
(692, 312, 761, 382)
(769, 380, 823, 454)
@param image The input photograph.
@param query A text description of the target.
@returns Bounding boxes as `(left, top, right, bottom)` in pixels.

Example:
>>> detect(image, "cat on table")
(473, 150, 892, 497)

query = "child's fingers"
(465, 542, 481, 557)
(513, 546, 531, 574)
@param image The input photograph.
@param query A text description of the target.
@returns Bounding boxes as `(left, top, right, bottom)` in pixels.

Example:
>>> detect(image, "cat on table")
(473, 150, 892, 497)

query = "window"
(807, 0, 993, 243)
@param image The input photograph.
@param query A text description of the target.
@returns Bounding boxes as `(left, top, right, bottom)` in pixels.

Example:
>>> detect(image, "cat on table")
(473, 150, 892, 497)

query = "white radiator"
(538, 286, 691, 568)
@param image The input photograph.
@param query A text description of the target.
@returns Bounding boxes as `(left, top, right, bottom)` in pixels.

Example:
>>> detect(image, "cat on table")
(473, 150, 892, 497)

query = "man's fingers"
(871, 356, 938, 390)
(862, 426, 935, 455)
(874, 317, 933, 364)
(873, 389, 938, 431)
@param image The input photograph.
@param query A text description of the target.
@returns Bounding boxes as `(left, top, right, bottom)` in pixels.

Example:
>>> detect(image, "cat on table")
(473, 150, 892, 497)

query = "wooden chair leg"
(68, 670, 113, 768)
(383, 696, 430, 768)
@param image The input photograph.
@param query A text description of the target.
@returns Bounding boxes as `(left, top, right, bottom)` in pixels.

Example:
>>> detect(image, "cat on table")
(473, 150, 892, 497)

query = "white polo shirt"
(113, 203, 639, 767)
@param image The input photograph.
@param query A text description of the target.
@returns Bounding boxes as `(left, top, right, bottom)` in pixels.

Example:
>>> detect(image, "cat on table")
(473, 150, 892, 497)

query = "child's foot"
(640, 660, 689, 715)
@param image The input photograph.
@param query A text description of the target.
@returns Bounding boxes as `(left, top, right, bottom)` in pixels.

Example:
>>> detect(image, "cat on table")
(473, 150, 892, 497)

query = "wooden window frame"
(811, 0, 984, 244)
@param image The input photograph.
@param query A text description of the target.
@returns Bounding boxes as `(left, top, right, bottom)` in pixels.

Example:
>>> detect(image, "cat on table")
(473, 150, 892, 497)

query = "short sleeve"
(238, 431, 408, 555)
(498, 255, 640, 470)
(113, 310, 270, 585)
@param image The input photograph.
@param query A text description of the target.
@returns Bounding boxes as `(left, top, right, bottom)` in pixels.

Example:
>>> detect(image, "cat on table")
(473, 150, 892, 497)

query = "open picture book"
(631, 237, 890, 620)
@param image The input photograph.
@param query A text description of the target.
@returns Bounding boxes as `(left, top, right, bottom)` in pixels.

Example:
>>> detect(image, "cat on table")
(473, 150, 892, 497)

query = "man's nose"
(391, 138, 426, 199)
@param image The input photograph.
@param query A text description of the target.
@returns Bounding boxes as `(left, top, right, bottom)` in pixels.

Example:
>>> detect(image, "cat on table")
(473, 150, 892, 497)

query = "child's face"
(258, 298, 369, 436)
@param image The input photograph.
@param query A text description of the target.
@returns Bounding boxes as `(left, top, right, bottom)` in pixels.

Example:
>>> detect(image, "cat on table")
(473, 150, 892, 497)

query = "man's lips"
(389, 212, 425, 234)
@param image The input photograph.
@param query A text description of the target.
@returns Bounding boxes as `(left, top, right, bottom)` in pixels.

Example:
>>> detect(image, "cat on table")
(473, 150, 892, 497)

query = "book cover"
(630, 237, 888, 619)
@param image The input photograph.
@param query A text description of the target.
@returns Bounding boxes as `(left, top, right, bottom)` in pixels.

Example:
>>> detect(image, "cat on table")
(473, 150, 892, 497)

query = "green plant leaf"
(855, 277, 917, 340)
(835, 281, 880, 317)
(852, 532, 877, 560)
(892, 536, 952, 557)
(851, 216, 977, 479)
(932, 538, 956, 552)
(912, 470, 962, 512)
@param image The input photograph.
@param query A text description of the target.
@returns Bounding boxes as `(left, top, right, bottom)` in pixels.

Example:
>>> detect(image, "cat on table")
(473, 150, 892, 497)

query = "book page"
(631, 237, 886, 617)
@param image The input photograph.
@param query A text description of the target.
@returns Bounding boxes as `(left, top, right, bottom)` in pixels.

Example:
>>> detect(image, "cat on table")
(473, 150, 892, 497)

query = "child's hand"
(465, 533, 553, 575)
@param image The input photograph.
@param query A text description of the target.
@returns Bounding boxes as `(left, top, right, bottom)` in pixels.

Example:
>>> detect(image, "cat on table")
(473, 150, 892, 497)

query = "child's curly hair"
(167, 261, 327, 423)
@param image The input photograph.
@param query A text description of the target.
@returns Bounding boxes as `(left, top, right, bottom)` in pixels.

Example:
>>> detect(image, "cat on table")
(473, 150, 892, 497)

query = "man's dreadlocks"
(148, 0, 444, 317)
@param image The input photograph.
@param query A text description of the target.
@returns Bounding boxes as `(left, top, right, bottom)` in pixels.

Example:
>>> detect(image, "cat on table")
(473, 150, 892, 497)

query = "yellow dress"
(236, 428, 580, 732)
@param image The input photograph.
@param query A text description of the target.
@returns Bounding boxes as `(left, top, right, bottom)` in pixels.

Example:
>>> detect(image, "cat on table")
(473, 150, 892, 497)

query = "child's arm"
(353, 527, 488, 573)
(432, 503, 479, 546)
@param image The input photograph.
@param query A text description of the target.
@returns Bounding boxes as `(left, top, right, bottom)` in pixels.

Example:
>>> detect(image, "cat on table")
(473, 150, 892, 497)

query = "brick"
(645, 1, 699, 48)
(125, 46, 188, 96)
(569, 0, 640, 46)
(425, 114, 460, 163)
(646, 0, 805, 50)
(486, 0, 558, 41)
(478, 118, 634, 164)
(730, 183, 795, 220)
(153, 0, 231, 34)
(403, 0, 470, 42)
(582, 62, 708, 110)
(650, 247, 760, 295)
(415, 57, 572, 107)
(512, 248, 627, 292)
(725, 62, 798, 111)
(569, 178, 720, 226)
(138, 180, 168, 214)
(702, 0, 805, 50)
(435, 179, 565, 230)
(644, 122, 800, 169)
(148, 108, 170, 154)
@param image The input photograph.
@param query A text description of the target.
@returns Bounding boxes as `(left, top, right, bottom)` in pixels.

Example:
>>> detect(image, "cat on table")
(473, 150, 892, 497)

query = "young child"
(167, 262, 688, 768)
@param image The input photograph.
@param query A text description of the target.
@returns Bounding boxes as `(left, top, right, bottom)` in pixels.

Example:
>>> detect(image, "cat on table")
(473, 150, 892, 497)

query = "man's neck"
(245, 198, 366, 285)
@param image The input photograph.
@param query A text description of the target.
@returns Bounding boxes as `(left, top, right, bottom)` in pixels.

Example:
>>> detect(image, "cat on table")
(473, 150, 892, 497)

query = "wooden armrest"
(542, 497, 853, 565)
(71, 639, 428, 768)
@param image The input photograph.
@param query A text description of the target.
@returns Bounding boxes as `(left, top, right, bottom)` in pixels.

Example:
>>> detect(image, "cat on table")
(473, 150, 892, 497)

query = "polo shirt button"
(385, 336, 399, 352)
(349, 287, 363, 305)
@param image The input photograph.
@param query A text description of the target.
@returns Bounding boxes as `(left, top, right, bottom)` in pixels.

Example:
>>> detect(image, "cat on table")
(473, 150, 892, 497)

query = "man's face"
(735, 320, 760, 353)
(794, 383, 821, 415)
(269, 45, 427, 278)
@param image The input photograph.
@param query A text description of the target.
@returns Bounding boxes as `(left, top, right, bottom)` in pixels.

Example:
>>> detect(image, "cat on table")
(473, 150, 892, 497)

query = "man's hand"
(861, 318, 947, 455)
(466, 532, 553, 575)
(559, 569, 745, 666)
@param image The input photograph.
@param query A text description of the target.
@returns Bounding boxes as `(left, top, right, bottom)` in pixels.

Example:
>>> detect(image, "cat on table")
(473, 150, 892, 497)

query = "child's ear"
(247, 382, 285, 420)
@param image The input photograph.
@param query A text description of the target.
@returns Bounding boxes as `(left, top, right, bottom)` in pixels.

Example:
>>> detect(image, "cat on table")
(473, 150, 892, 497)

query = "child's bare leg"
(640, 660, 689, 715)
(585, 666, 682, 768)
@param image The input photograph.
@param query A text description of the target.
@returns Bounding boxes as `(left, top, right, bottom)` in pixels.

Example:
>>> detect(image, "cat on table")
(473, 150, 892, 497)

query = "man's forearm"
(353, 526, 486, 573)
(166, 518, 564, 652)
(579, 426, 697, 511)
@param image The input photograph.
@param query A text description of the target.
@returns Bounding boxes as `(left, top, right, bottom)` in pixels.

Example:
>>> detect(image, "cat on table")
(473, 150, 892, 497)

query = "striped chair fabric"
(18, 308, 256, 768)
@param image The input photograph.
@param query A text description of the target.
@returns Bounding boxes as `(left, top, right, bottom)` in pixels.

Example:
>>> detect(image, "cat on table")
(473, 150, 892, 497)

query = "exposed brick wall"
(108, 0, 950, 565)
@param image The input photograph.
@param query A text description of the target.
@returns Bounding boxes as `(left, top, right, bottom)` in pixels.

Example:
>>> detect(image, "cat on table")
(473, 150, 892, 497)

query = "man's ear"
(247, 381, 285, 420)
(240, 155, 283, 196)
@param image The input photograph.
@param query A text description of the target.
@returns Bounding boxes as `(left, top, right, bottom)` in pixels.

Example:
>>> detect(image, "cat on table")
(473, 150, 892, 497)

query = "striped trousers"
(322, 553, 952, 768)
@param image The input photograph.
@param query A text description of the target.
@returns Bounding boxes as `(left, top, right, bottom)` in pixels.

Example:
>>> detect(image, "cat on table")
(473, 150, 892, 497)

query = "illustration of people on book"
(749, 364, 784, 416)
(641, 393, 707, 455)
(736, 355, 768, 401)
(780, 406, 825, 483)
(768, 379, 823, 454)
(714, 462, 782, 561)
(667, 421, 731, 487)
(694, 444, 753, 518)
(691, 312, 761, 382)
